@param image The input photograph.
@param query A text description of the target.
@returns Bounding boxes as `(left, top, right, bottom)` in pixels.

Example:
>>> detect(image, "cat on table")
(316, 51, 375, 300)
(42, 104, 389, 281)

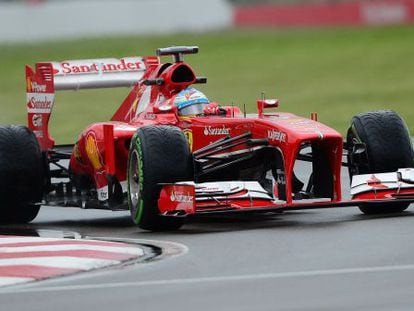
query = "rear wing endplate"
(25, 57, 151, 150)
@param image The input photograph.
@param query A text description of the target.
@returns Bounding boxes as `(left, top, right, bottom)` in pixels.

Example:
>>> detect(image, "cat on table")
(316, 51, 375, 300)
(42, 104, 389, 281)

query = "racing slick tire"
(0, 125, 43, 223)
(347, 110, 414, 215)
(127, 125, 192, 231)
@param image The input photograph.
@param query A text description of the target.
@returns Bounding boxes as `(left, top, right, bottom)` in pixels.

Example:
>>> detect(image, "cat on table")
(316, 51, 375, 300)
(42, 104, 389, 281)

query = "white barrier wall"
(0, 0, 232, 43)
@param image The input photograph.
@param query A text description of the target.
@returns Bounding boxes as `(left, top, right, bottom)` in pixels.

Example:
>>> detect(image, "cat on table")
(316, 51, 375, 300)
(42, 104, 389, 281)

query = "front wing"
(157, 168, 414, 217)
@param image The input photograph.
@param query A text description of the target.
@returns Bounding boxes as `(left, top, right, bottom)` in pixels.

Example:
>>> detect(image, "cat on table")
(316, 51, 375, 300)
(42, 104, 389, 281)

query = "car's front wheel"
(347, 110, 414, 215)
(127, 125, 192, 231)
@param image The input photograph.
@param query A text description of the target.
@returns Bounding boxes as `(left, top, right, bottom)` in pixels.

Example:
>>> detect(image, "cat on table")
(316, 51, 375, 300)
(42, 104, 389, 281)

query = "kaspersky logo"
(268, 129, 287, 143)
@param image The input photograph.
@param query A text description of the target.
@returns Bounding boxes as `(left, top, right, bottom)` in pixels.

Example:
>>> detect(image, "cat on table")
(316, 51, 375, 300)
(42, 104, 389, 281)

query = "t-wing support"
(157, 46, 199, 63)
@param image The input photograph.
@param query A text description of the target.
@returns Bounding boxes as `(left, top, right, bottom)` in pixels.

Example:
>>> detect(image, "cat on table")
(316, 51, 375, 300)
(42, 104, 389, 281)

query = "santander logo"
(29, 96, 53, 109)
(27, 93, 55, 113)
(170, 191, 193, 203)
(55, 58, 144, 75)
(203, 126, 230, 136)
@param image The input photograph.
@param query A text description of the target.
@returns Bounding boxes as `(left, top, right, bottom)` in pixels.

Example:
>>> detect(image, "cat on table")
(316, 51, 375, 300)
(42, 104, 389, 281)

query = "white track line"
(0, 257, 120, 270)
(0, 245, 144, 255)
(5, 263, 414, 293)
(0, 277, 34, 286)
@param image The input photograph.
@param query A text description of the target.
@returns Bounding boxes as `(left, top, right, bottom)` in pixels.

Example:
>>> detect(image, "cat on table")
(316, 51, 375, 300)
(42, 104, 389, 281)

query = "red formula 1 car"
(1, 46, 414, 230)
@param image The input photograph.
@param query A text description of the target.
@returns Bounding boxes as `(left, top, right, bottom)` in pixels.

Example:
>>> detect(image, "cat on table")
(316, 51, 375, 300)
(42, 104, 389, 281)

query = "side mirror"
(257, 99, 279, 117)
(153, 103, 178, 114)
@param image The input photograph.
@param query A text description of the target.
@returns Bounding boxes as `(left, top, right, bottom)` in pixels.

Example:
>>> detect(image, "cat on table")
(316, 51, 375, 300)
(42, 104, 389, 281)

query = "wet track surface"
(1, 168, 414, 310)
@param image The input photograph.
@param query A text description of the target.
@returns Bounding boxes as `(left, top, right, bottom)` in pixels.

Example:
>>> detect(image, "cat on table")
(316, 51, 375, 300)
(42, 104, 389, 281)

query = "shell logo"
(131, 98, 139, 115)
(85, 133, 103, 171)
(73, 143, 83, 164)
(26, 77, 32, 92)
(183, 129, 193, 151)
(185, 91, 196, 100)
(131, 86, 145, 115)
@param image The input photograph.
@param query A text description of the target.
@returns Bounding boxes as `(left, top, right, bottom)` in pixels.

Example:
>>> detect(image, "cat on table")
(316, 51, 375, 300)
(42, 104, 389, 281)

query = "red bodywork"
(25, 47, 414, 216)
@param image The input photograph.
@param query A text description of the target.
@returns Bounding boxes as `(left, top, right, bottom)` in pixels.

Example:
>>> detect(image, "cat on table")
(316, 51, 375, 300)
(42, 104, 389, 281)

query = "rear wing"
(26, 57, 155, 150)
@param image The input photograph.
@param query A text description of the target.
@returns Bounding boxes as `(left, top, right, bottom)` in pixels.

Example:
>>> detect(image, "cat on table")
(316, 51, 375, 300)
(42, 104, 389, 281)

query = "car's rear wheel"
(127, 125, 192, 231)
(0, 125, 44, 223)
(347, 110, 414, 215)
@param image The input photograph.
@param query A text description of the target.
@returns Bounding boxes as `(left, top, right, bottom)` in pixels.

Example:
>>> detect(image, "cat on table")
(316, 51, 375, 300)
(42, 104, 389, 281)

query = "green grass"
(1, 26, 414, 143)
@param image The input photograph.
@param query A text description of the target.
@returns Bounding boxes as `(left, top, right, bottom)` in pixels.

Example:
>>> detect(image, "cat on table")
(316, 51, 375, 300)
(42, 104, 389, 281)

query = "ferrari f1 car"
(1, 46, 414, 230)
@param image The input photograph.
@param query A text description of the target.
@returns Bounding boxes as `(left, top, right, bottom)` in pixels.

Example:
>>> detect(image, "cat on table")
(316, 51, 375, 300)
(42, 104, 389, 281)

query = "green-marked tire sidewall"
(128, 133, 145, 225)
(126, 125, 191, 231)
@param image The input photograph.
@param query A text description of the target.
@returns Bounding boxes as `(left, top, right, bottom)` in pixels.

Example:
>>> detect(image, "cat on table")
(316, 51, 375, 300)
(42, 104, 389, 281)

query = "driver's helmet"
(174, 88, 209, 116)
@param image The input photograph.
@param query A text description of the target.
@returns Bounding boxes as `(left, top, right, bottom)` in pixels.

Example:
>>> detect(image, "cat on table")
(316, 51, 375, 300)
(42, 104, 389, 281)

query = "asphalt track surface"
(1, 166, 414, 310)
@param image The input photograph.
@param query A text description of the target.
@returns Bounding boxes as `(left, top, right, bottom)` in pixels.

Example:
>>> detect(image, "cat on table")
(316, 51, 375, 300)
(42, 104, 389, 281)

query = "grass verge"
(1, 26, 413, 142)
